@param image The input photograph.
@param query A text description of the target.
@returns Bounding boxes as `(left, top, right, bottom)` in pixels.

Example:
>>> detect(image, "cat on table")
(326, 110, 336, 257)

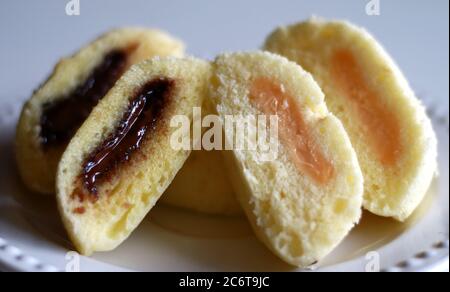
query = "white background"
(0, 0, 448, 109)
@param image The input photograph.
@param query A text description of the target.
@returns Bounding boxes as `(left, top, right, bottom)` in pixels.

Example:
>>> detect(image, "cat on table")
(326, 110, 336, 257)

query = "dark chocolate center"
(81, 78, 175, 198)
(40, 49, 129, 149)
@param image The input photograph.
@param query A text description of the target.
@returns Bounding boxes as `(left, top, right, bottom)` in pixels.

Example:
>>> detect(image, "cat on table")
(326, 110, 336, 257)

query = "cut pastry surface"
(16, 28, 184, 194)
(56, 57, 210, 255)
(211, 51, 363, 267)
(264, 18, 438, 221)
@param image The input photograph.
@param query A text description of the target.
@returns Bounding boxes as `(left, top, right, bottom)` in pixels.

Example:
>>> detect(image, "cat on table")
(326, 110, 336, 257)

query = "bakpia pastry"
(162, 148, 242, 216)
(57, 57, 210, 255)
(16, 28, 184, 194)
(211, 52, 364, 267)
(264, 19, 438, 221)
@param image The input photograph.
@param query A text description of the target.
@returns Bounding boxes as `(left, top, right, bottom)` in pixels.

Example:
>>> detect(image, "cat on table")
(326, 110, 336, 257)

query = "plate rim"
(0, 99, 448, 272)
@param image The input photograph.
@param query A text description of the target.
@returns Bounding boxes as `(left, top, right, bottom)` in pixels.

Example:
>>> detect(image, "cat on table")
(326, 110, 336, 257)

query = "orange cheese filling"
(330, 49, 402, 166)
(249, 77, 334, 185)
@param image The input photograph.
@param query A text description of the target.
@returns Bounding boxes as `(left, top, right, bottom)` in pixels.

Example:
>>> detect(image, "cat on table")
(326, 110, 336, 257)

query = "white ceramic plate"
(0, 98, 448, 272)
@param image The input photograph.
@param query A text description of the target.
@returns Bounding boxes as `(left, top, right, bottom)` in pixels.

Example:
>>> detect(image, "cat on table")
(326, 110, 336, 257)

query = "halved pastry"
(211, 52, 364, 267)
(56, 57, 210, 255)
(16, 28, 184, 194)
(264, 19, 438, 221)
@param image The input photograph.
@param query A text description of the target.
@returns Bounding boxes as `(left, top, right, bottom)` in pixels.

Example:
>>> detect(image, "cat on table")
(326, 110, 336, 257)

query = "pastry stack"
(15, 19, 437, 267)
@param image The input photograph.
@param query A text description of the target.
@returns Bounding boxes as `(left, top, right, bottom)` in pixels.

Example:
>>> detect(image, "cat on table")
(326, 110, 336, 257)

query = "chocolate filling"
(80, 78, 175, 199)
(40, 49, 130, 150)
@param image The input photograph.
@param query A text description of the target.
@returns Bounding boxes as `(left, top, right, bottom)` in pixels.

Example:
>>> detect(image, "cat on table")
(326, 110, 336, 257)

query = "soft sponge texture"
(264, 18, 438, 221)
(211, 51, 363, 267)
(57, 57, 210, 255)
